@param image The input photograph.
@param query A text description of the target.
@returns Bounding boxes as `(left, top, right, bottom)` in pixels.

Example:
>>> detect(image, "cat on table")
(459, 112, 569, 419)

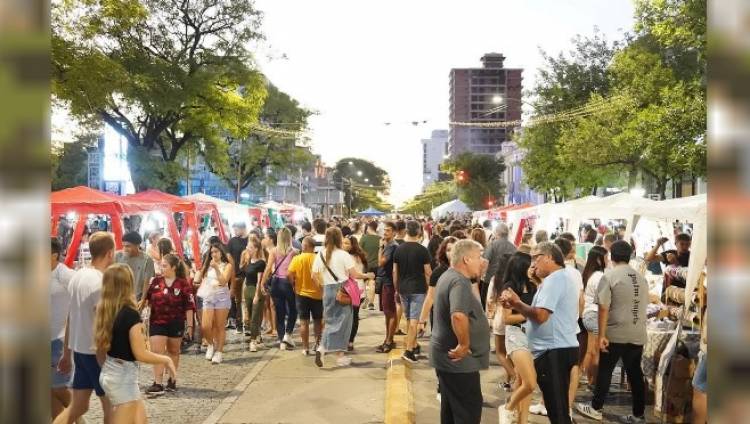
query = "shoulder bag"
(267, 249, 294, 292)
(319, 252, 361, 306)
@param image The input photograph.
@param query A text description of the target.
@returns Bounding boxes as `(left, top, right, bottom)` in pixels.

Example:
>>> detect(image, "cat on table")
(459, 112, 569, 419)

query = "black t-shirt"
(430, 264, 449, 287)
(227, 236, 248, 276)
(244, 259, 266, 286)
(376, 241, 398, 285)
(394, 241, 431, 295)
(502, 282, 536, 318)
(108, 307, 142, 362)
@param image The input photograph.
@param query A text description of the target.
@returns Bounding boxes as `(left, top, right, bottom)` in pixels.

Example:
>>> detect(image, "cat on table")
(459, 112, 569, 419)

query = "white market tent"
(431, 199, 471, 219)
(183, 193, 252, 228)
(504, 193, 706, 309)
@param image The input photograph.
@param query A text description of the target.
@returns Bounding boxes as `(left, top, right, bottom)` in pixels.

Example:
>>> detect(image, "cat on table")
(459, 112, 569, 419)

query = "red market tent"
(126, 190, 228, 268)
(51, 186, 187, 267)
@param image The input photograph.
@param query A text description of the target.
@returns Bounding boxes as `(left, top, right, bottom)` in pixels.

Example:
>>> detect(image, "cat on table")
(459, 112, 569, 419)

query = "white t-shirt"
(583, 270, 604, 316)
(565, 264, 584, 334)
(50, 263, 76, 341)
(312, 249, 355, 285)
(67, 267, 104, 354)
(313, 234, 326, 253)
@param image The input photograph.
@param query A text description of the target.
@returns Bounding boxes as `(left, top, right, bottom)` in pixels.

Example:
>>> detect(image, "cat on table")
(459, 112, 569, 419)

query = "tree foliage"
(52, 134, 98, 190)
(441, 152, 505, 210)
(52, 0, 268, 191)
(211, 83, 315, 201)
(400, 181, 456, 216)
(332, 158, 391, 214)
(519, 2, 705, 200)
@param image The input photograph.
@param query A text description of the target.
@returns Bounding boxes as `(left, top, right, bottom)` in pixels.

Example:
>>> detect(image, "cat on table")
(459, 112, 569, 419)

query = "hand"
(57, 351, 72, 375)
(500, 288, 519, 308)
(367, 272, 376, 280)
(599, 336, 610, 353)
(448, 343, 471, 362)
(253, 295, 259, 305)
(260, 285, 268, 296)
(394, 293, 401, 304)
(165, 356, 177, 380)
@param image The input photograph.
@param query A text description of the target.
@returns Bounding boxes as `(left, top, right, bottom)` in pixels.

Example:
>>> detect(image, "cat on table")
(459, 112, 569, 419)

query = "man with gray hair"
(430, 239, 490, 424)
(482, 222, 516, 305)
(500, 241, 579, 424)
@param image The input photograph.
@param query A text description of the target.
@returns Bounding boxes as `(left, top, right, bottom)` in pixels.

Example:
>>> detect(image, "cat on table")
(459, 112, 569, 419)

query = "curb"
(384, 346, 415, 424)
(200, 348, 277, 424)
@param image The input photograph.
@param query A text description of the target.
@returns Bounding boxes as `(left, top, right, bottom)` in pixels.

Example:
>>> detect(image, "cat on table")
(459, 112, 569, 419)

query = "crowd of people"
(49, 212, 705, 424)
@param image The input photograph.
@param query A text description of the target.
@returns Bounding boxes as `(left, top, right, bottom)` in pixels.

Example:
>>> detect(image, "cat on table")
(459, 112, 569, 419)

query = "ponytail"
(163, 253, 186, 279)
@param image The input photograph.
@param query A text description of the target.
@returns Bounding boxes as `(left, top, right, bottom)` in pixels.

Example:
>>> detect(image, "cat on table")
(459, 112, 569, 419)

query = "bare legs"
(53, 391, 112, 424)
(495, 335, 516, 384)
(504, 350, 537, 424)
(51, 387, 71, 420)
(581, 331, 599, 386)
(213, 308, 230, 352)
(110, 399, 147, 424)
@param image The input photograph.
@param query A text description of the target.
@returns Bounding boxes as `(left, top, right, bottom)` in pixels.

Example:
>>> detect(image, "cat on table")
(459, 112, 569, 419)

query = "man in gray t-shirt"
(115, 231, 156, 300)
(575, 241, 648, 422)
(430, 240, 490, 424)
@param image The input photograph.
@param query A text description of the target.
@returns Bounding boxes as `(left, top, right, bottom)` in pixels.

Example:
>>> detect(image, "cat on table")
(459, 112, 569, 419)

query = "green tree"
(441, 152, 505, 210)
(400, 181, 456, 216)
(52, 134, 97, 190)
(211, 83, 315, 201)
(52, 0, 267, 191)
(332, 158, 391, 215)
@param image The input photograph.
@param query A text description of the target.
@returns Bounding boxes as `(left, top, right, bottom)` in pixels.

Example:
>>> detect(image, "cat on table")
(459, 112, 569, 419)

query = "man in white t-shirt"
(51, 237, 76, 421)
(54, 232, 116, 424)
(312, 218, 327, 253)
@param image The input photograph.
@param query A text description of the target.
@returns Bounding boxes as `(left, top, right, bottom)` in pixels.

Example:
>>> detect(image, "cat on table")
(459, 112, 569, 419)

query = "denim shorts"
(400, 293, 426, 321)
(72, 352, 105, 396)
(582, 311, 598, 335)
(505, 325, 529, 355)
(99, 356, 140, 406)
(692, 351, 706, 393)
(203, 289, 232, 310)
(51, 339, 72, 389)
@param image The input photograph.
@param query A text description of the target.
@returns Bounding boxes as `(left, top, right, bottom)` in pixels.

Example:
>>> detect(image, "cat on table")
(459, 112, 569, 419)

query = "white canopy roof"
(183, 193, 251, 227)
(431, 199, 471, 219)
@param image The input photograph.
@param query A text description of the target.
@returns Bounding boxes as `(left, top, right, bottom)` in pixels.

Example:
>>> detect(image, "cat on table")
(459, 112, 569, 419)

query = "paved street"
(86, 307, 660, 423)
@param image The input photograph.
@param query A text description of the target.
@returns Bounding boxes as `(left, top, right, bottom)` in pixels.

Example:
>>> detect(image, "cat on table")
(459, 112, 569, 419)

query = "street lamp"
(364, 178, 369, 182)
(491, 95, 503, 105)
(357, 170, 363, 177)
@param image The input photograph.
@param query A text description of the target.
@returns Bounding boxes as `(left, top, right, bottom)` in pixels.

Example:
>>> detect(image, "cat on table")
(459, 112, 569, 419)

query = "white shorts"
(505, 325, 529, 355)
(492, 311, 505, 336)
(99, 356, 140, 406)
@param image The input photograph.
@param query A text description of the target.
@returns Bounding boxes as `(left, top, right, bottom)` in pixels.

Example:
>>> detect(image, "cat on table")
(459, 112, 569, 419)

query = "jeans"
(436, 371, 482, 424)
(534, 347, 578, 424)
(270, 277, 297, 341)
(592, 342, 646, 417)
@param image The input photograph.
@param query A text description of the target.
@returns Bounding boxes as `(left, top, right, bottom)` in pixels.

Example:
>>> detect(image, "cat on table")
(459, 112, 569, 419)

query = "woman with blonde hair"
(260, 227, 298, 349)
(95, 264, 175, 423)
(311, 227, 374, 367)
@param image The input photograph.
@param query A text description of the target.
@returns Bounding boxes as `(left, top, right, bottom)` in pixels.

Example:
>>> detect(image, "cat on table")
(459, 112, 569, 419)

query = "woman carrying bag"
(311, 227, 374, 368)
(259, 228, 298, 350)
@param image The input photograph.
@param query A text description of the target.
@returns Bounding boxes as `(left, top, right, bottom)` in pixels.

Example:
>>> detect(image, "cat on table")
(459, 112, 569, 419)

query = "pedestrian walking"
(53, 232, 115, 424)
(50, 237, 76, 422)
(580, 246, 609, 387)
(500, 241, 579, 424)
(195, 243, 233, 364)
(140, 254, 195, 395)
(430, 239, 490, 424)
(393, 220, 432, 363)
(575, 241, 648, 423)
(226, 222, 249, 333)
(114, 231, 156, 301)
(359, 221, 381, 311)
(312, 227, 374, 367)
(375, 221, 399, 353)
(496, 252, 537, 424)
(260, 227, 298, 350)
(287, 237, 322, 355)
(240, 237, 267, 352)
(344, 235, 368, 351)
(94, 264, 176, 423)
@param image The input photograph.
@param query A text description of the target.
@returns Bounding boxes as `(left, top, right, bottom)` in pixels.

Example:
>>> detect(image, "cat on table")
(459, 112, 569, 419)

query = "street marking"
(384, 342, 415, 424)
(201, 348, 276, 424)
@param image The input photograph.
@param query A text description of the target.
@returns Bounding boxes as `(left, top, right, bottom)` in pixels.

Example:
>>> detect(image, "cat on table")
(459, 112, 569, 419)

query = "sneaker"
(336, 356, 352, 367)
(235, 325, 243, 335)
(395, 329, 406, 336)
(226, 318, 236, 329)
(165, 378, 177, 392)
(282, 333, 296, 348)
(529, 402, 548, 416)
(212, 351, 223, 364)
(302, 349, 309, 356)
(401, 350, 418, 364)
(280, 341, 287, 350)
(575, 403, 602, 421)
(368, 304, 375, 311)
(499, 381, 513, 392)
(145, 382, 165, 396)
(498, 405, 514, 424)
(347, 344, 354, 352)
(413, 344, 421, 355)
(619, 415, 645, 424)
(205, 344, 215, 361)
(315, 349, 324, 368)
(249, 341, 258, 352)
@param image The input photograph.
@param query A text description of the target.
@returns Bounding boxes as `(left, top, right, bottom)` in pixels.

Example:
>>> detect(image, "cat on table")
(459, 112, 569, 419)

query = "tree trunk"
(657, 179, 667, 200)
(627, 166, 638, 190)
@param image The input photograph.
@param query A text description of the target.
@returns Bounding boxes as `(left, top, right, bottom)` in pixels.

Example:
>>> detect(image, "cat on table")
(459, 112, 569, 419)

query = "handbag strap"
(270, 250, 294, 279)
(319, 252, 341, 282)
